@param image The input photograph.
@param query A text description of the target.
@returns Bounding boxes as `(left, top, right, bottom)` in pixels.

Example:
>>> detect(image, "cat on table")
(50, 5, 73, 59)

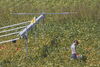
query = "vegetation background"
(0, 0, 100, 67)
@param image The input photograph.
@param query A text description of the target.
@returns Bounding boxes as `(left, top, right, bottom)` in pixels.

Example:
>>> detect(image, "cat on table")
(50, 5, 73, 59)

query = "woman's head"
(73, 40, 79, 45)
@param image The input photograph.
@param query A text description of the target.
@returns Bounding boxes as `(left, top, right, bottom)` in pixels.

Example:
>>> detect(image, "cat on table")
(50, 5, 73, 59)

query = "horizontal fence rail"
(0, 22, 29, 30)
(0, 38, 19, 44)
(0, 32, 19, 38)
(11, 12, 77, 15)
(0, 26, 26, 34)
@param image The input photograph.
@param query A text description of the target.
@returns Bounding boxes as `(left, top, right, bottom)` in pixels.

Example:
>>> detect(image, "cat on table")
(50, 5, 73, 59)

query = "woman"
(70, 40, 79, 59)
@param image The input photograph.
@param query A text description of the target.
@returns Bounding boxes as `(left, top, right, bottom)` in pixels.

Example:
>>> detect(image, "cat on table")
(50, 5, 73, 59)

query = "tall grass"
(0, 0, 100, 67)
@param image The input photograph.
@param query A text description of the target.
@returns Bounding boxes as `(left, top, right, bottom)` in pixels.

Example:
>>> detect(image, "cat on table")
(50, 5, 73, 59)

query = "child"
(70, 40, 79, 59)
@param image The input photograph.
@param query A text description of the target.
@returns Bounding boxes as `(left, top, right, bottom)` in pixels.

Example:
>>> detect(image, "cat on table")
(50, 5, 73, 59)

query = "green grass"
(0, 0, 100, 67)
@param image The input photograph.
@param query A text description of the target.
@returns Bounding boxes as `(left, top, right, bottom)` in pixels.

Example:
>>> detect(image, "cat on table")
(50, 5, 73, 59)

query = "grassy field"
(0, 0, 100, 67)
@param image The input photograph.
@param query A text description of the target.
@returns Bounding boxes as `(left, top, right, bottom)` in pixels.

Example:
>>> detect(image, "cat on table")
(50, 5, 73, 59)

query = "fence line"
(0, 26, 26, 34)
(12, 12, 76, 15)
(0, 38, 19, 44)
(0, 22, 29, 30)
(0, 32, 19, 38)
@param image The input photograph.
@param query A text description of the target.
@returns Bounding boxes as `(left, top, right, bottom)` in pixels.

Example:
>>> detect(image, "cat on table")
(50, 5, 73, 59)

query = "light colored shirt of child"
(71, 43, 76, 54)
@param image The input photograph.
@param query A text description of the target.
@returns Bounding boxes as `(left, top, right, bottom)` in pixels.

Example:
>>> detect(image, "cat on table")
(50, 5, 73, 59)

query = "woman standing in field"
(70, 40, 87, 62)
(70, 40, 79, 59)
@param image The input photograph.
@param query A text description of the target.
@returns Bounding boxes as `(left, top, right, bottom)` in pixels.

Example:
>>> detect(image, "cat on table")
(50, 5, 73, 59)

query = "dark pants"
(71, 54, 77, 59)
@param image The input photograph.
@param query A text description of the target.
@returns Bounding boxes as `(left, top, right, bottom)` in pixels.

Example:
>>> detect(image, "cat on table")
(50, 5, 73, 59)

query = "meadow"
(0, 0, 100, 67)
